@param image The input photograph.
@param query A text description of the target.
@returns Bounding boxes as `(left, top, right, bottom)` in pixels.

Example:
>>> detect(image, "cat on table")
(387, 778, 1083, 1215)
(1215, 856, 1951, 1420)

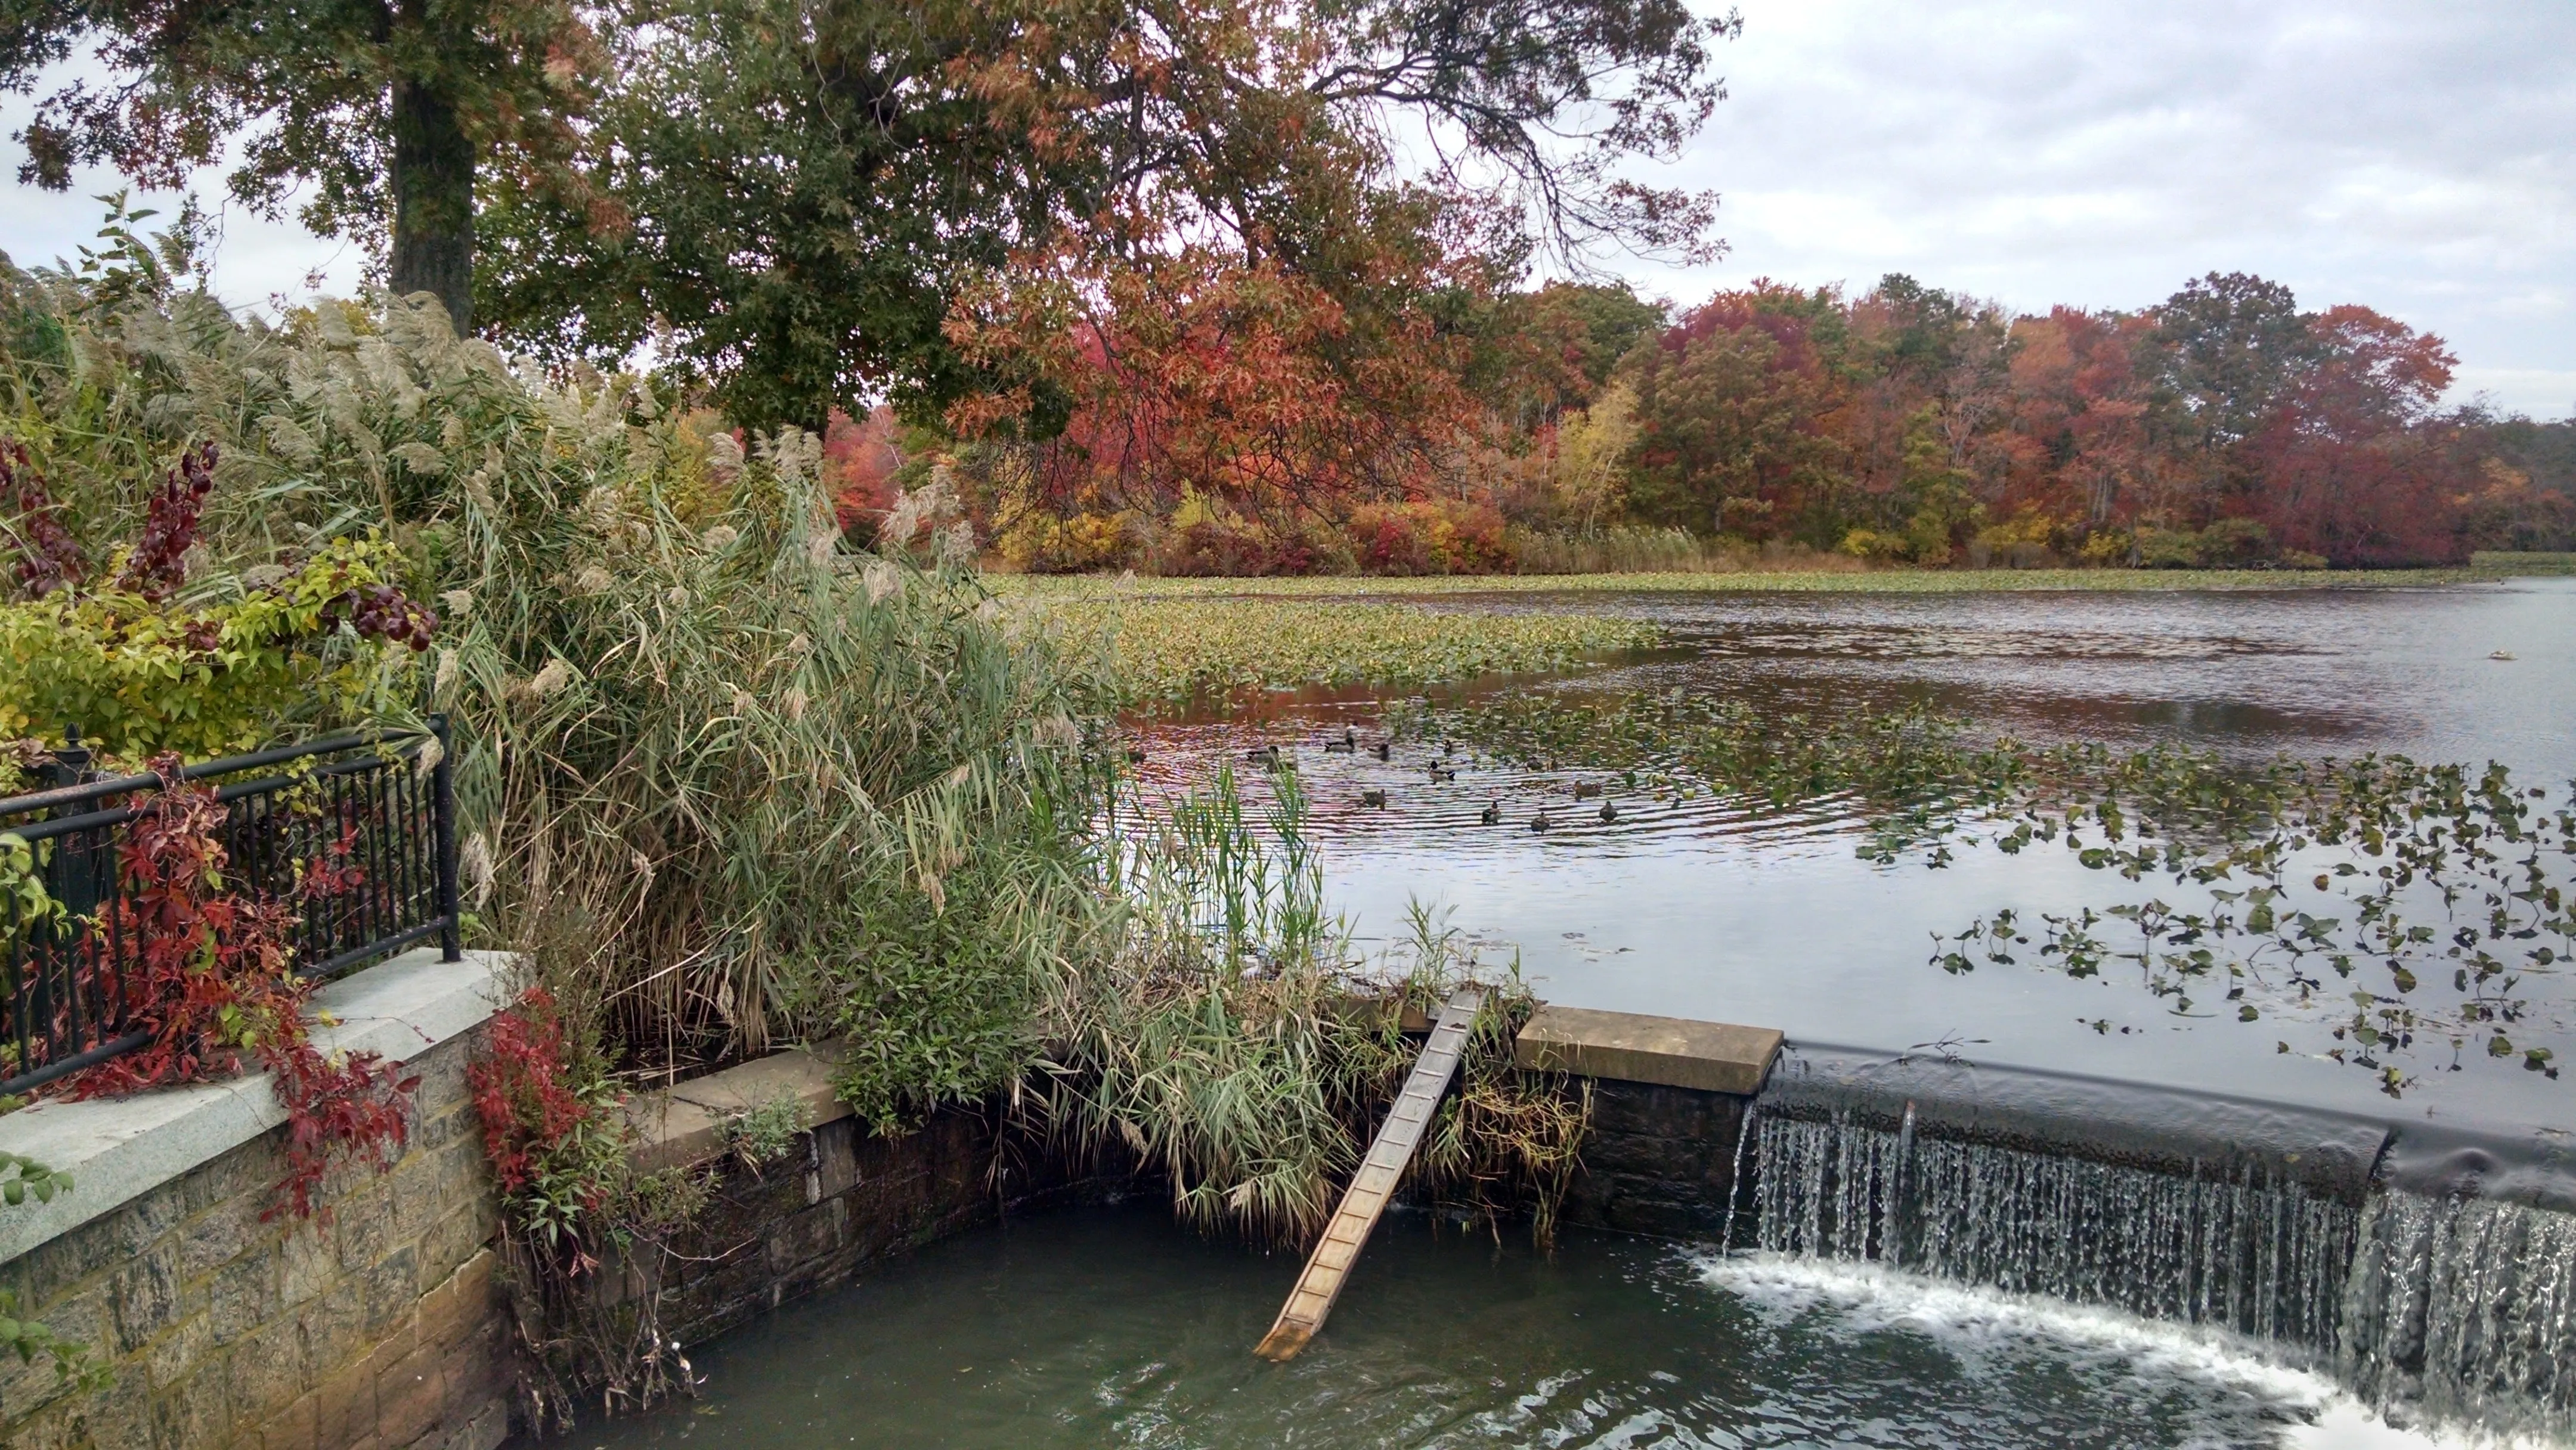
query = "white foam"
(1690, 1251, 2562, 1450)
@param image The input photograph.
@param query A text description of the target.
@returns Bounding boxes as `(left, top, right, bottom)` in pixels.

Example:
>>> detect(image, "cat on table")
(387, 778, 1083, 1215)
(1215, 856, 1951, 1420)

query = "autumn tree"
(1623, 284, 1848, 540)
(480, 0, 1738, 430)
(2, 0, 604, 331)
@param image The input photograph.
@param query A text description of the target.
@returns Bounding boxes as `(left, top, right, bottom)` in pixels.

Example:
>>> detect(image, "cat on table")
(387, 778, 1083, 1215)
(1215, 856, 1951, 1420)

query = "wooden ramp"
(1254, 986, 1487, 1361)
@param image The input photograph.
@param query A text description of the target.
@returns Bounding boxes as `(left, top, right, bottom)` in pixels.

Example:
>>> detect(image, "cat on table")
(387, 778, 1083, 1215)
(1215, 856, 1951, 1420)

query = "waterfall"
(1748, 1111, 2359, 1350)
(2336, 1190, 2576, 1440)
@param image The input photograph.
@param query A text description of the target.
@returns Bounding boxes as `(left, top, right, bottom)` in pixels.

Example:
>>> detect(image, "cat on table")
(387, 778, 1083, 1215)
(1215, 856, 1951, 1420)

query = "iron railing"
(0, 718, 461, 1097)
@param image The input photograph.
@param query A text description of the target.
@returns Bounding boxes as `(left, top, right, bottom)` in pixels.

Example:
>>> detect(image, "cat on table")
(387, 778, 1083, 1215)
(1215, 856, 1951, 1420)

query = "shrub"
(0, 441, 434, 760)
(1342, 498, 1512, 575)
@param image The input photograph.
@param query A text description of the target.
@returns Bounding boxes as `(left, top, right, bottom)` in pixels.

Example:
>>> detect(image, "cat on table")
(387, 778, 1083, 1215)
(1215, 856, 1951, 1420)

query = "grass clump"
(1029, 591, 1657, 708)
(1030, 770, 1587, 1246)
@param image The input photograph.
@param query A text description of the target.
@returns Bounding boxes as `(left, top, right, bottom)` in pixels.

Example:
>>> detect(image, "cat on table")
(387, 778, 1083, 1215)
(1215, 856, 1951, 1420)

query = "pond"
(573, 1204, 2404, 1450)
(1126, 577, 2576, 1140)
(571, 578, 2574, 1450)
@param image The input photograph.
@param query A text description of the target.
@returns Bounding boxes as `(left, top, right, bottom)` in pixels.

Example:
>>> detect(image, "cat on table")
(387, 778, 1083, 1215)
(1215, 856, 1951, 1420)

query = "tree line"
(6, 0, 2565, 571)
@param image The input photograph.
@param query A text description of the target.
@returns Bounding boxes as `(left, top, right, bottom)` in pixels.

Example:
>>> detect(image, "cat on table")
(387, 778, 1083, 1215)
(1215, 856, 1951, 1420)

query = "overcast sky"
(2, 0, 2569, 417)
(1614, 0, 2575, 418)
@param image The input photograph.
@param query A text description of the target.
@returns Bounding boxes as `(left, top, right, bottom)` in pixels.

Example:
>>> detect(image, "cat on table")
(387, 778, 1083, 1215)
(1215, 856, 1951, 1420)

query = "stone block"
(109, 1241, 184, 1355)
(231, 1309, 317, 1423)
(148, 1363, 230, 1450)
(277, 1223, 341, 1313)
(331, 1184, 398, 1275)
(299, 1268, 376, 1384)
(358, 1247, 420, 1337)
(1513, 1006, 1781, 1095)
(413, 1203, 495, 1297)
(372, 1339, 446, 1446)
(417, 1399, 507, 1450)
(208, 1244, 282, 1346)
(178, 1191, 277, 1288)
(140, 1309, 214, 1394)
(812, 1118, 857, 1201)
(414, 1252, 494, 1355)
(306, 1356, 378, 1449)
(252, 1381, 319, 1450)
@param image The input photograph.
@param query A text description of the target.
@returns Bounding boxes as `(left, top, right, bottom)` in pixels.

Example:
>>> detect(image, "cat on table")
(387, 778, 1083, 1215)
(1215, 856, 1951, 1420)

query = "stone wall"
(0, 949, 515, 1450)
(599, 1051, 1119, 1353)
(0, 1024, 506, 1450)
(1558, 1079, 1753, 1240)
(1514, 1004, 1778, 1241)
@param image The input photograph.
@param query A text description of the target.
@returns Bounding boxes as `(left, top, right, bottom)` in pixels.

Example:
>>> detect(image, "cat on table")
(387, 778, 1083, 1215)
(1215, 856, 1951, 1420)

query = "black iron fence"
(0, 720, 461, 1098)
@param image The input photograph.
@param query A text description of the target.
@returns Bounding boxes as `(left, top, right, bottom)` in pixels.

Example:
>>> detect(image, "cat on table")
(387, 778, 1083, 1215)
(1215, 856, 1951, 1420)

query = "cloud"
(1611, 0, 2576, 417)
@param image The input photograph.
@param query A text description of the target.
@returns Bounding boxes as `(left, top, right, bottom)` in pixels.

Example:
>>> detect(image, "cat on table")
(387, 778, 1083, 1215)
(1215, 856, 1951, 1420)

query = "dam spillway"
(1528, 1008, 2576, 1444)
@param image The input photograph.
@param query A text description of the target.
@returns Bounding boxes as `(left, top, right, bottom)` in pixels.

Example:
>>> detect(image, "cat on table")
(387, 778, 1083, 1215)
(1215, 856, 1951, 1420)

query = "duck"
(1479, 800, 1501, 826)
(1323, 725, 1359, 753)
(1373, 741, 1391, 761)
(1428, 765, 1457, 783)
(1530, 810, 1553, 833)
(2491, 650, 2518, 661)
(1598, 800, 1621, 825)
(1571, 781, 1603, 800)
(1360, 789, 1388, 808)
(1125, 746, 1146, 764)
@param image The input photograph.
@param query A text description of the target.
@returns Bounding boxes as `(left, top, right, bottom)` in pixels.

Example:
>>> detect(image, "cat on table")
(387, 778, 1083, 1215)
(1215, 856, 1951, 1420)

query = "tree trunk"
(389, 77, 476, 334)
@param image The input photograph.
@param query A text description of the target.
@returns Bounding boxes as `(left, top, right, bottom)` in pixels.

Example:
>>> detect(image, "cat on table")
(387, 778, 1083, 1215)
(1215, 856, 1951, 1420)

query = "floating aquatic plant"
(1398, 692, 2574, 1098)
(1030, 594, 1656, 708)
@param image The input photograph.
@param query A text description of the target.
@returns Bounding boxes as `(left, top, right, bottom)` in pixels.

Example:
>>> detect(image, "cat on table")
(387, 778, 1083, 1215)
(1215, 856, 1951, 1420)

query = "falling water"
(1748, 1112, 2360, 1351)
(2337, 1190, 2576, 1439)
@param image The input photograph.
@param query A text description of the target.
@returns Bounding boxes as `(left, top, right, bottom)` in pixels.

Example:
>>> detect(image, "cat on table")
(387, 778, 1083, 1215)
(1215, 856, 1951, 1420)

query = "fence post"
(430, 713, 463, 962)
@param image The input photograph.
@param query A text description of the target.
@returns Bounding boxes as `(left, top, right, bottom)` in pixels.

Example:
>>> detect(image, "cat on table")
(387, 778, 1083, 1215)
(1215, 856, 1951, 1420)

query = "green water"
(565, 1204, 2356, 1449)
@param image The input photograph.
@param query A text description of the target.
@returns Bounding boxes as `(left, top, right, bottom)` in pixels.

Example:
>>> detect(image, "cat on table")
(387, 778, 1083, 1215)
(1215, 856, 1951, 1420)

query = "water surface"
(1131, 579, 2576, 1139)
(572, 1206, 2373, 1449)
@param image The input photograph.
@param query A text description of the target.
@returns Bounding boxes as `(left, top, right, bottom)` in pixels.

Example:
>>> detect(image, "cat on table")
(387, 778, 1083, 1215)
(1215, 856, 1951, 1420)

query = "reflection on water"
(571, 1206, 2385, 1450)
(1126, 579, 2576, 1138)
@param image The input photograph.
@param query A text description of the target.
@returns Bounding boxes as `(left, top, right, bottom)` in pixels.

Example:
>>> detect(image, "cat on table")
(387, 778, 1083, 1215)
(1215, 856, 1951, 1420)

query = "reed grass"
(1033, 774, 1586, 1246)
(3, 280, 1587, 1246)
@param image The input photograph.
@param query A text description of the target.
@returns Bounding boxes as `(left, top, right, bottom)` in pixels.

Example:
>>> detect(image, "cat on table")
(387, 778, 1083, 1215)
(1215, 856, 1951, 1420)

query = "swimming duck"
(1598, 800, 1620, 825)
(1571, 782, 1603, 800)
(1360, 789, 1388, 808)
(1323, 737, 1357, 754)
(2491, 650, 2518, 661)
(1530, 810, 1552, 833)
(1479, 800, 1501, 826)
(1428, 765, 1457, 783)
(1125, 746, 1146, 764)
(1373, 741, 1391, 761)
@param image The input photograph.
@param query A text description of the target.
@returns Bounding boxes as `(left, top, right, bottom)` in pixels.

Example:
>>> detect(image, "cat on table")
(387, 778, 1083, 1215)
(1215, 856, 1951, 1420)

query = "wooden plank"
(1253, 986, 1486, 1361)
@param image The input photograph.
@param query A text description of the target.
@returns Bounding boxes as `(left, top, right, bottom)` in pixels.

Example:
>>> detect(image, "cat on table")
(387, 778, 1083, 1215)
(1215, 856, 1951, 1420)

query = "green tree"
(2, 0, 605, 330)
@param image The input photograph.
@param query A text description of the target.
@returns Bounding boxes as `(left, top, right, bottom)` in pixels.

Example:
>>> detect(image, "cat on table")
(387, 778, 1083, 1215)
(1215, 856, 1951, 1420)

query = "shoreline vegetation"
(1005, 562, 2496, 601)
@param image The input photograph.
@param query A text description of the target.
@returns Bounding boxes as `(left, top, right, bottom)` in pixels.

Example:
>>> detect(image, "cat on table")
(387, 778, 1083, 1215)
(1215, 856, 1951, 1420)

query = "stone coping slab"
(0, 947, 518, 1266)
(1513, 1005, 1782, 1096)
(628, 1044, 853, 1175)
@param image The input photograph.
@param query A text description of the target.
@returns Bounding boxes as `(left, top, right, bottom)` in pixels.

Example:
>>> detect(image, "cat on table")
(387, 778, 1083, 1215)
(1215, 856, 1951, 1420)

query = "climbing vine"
(470, 987, 709, 1431)
(72, 758, 419, 1218)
